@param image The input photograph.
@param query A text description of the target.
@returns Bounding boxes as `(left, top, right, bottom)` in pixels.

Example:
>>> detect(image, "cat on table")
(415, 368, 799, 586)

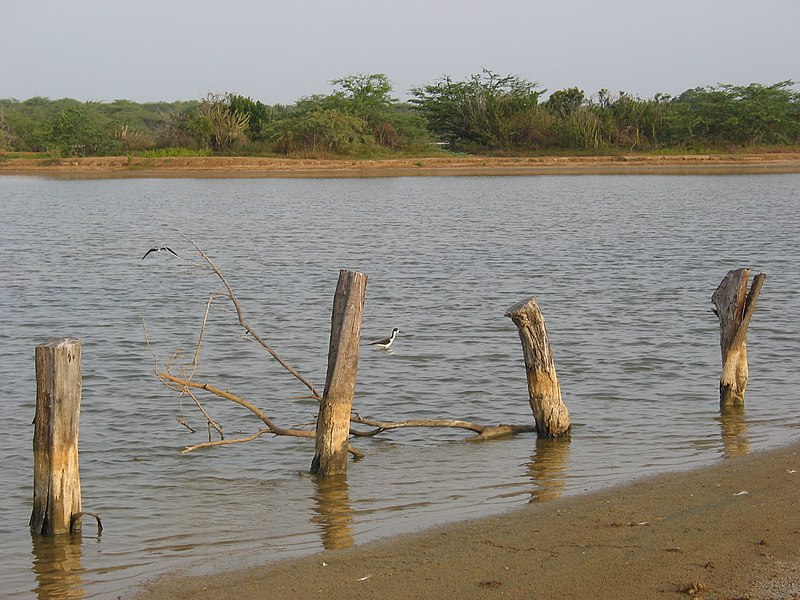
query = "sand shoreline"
(3, 152, 800, 178)
(131, 441, 800, 599)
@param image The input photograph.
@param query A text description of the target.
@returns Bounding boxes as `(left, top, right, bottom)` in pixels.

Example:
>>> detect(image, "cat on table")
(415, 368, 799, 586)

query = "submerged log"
(311, 270, 368, 476)
(505, 297, 571, 438)
(31, 338, 82, 535)
(711, 269, 766, 407)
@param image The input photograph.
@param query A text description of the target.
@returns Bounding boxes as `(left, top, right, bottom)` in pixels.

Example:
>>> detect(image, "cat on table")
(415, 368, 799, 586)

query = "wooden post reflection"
(31, 535, 86, 599)
(717, 404, 751, 458)
(527, 436, 571, 503)
(311, 474, 355, 550)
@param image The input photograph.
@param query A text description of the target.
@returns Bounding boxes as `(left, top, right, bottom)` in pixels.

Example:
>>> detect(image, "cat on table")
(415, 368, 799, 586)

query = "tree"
(668, 81, 800, 147)
(0, 107, 14, 150)
(269, 108, 368, 156)
(198, 93, 250, 152)
(228, 94, 274, 142)
(332, 73, 395, 115)
(546, 87, 585, 118)
(42, 104, 118, 157)
(410, 69, 545, 150)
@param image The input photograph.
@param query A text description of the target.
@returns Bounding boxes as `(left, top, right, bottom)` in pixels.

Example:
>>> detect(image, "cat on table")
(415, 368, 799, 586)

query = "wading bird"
(369, 328, 400, 350)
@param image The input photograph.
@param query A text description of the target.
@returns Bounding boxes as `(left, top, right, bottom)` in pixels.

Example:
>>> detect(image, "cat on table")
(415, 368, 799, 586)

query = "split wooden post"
(711, 268, 766, 407)
(311, 270, 368, 476)
(31, 338, 82, 535)
(505, 297, 571, 438)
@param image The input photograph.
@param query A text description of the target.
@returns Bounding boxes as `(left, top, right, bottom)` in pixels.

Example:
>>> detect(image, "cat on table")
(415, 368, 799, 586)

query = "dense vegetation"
(1, 72, 798, 158)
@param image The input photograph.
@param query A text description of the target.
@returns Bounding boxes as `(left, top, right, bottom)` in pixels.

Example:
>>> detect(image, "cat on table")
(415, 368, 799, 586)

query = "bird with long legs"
(368, 328, 400, 350)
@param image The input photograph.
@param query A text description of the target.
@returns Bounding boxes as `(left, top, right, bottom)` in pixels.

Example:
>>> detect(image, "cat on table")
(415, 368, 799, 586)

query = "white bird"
(142, 246, 178, 260)
(369, 328, 400, 350)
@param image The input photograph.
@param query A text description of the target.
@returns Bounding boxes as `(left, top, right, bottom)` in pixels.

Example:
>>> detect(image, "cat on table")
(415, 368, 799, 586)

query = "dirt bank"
(3, 153, 800, 178)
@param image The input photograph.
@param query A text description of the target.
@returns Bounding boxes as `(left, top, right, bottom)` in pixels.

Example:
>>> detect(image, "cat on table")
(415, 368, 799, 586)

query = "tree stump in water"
(31, 338, 82, 535)
(711, 269, 766, 407)
(311, 270, 368, 476)
(505, 297, 571, 438)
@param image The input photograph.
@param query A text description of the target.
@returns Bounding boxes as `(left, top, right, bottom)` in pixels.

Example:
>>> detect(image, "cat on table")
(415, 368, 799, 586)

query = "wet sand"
(131, 442, 800, 600)
(2, 152, 800, 178)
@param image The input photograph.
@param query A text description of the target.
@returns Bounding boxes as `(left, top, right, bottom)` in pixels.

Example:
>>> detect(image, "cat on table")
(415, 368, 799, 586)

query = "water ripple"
(0, 173, 798, 598)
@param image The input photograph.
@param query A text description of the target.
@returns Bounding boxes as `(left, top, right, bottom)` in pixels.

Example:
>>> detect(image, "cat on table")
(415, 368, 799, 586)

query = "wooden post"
(505, 297, 570, 438)
(311, 270, 368, 476)
(31, 338, 82, 535)
(711, 268, 766, 407)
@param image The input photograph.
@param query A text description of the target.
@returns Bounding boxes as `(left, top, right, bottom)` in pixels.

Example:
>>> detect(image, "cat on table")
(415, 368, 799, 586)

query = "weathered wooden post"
(311, 270, 368, 476)
(711, 268, 766, 407)
(31, 338, 82, 535)
(505, 296, 570, 438)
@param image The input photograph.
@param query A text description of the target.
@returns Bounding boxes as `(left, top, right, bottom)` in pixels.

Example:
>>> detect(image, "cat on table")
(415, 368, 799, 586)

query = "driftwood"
(311, 270, 368, 476)
(505, 297, 570, 438)
(146, 234, 538, 467)
(711, 269, 766, 406)
(31, 338, 83, 535)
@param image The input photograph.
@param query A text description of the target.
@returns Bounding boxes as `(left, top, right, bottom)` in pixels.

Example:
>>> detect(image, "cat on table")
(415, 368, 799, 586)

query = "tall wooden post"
(505, 297, 570, 438)
(711, 269, 766, 407)
(31, 338, 82, 535)
(311, 270, 368, 476)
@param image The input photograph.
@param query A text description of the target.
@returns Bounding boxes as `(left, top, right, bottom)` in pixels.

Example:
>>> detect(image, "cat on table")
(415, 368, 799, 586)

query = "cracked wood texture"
(31, 338, 82, 534)
(311, 270, 368, 476)
(505, 297, 571, 437)
(711, 269, 766, 407)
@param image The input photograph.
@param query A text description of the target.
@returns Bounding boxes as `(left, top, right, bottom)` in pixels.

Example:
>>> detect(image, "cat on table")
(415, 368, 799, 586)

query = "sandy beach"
(2, 152, 800, 178)
(129, 442, 800, 600)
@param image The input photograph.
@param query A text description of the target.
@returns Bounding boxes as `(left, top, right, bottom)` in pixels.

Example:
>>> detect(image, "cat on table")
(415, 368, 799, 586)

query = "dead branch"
(176, 418, 196, 433)
(183, 388, 224, 440)
(147, 235, 538, 464)
(158, 371, 364, 458)
(187, 291, 224, 380)
(350, 414, 535, 437)
(178, 231, 322, 400)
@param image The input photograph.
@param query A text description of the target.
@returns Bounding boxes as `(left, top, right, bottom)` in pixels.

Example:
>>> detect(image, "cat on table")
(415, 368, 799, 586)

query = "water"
(0, 173, 798, 598)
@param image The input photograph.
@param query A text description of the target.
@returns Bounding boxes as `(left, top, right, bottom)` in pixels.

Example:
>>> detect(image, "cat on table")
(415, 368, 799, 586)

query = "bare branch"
(158, 371, 365, 458)
(176, 417, 196, 433)
(148, 235, 536, 462)
(178, 231, 322, 400)
(183, 388, 224, 440)
(187, 291, 224, 380)
(181, 429, 272, 454)
(350, 413, 525, 435)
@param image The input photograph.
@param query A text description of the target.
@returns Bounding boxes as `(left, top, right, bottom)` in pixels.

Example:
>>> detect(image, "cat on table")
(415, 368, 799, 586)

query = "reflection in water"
(717, 404, 751, 458)
(526, 436, 571, 503)
(31, 534, 86, 600)
(311, 475, 355, 550)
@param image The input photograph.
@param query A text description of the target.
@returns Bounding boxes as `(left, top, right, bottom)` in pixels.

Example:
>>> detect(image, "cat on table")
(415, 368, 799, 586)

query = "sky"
(2, 0, 799, 104)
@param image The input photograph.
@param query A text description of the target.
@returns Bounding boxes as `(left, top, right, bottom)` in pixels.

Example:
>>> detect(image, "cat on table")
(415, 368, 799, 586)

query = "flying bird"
(142, 246, 178, 260)
(369, 328, 400, 350)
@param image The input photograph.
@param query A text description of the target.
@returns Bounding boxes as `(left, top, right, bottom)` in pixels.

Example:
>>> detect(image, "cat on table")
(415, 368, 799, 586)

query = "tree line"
(1, 71, 798, 158)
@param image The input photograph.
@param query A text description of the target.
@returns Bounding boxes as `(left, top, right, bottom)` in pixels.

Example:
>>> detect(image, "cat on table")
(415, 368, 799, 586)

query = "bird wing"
(141, 248, 156, 260)
(164, 246, 179, 257)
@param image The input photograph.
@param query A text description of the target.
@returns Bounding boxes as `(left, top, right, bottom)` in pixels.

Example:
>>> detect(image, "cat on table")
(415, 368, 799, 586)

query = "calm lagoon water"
(0, 173, 798, 598)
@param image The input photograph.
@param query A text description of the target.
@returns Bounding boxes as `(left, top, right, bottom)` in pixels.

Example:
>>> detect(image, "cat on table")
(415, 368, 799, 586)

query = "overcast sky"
(2, 0, 798, 104)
